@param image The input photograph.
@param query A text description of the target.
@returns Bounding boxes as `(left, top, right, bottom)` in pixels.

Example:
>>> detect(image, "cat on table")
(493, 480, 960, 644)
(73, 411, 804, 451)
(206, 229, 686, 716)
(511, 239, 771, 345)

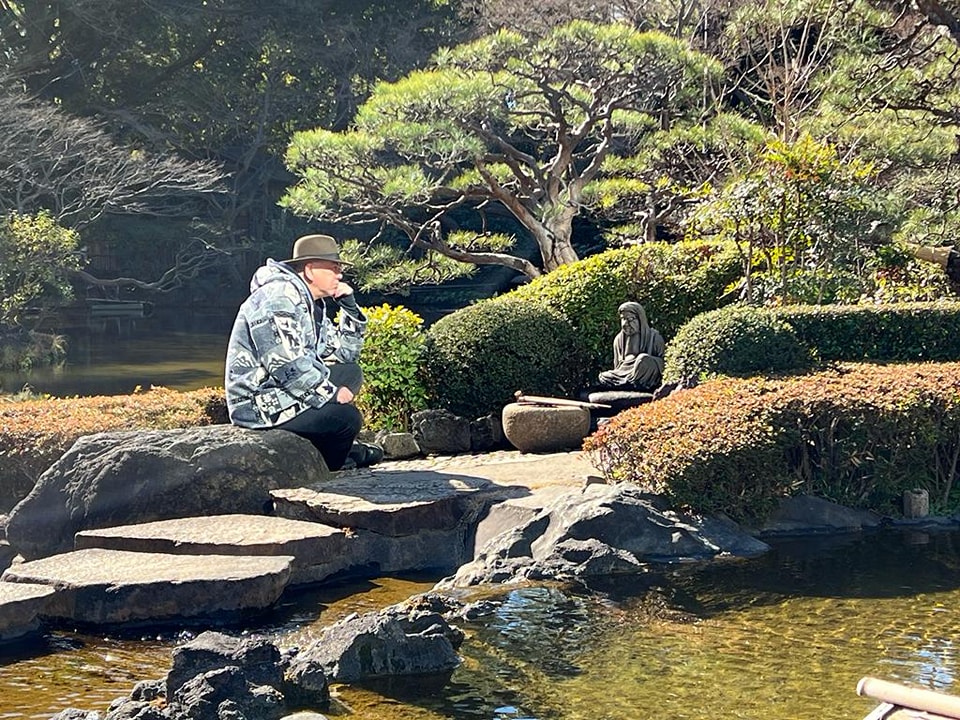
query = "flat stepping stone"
(272, 471, 519, 536)
(1, 548, 292, 626)
(75, 514, 352, 586)
(0, 582, 56, 642)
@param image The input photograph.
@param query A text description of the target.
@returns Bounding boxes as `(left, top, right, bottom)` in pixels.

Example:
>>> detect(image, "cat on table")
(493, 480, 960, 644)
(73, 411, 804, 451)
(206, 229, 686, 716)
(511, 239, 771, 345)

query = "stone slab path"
(2, 548, 293, 625)
(371, 449, 600, 489)
(0, 449, 602, 637)
(0, 581, 56, 642)
(272, 471, 526, 536)
(74, 514, 351, 586)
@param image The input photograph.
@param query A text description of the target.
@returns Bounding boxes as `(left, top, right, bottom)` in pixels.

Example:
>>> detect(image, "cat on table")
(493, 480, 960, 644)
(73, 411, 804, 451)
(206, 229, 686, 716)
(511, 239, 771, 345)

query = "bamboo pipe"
(857, 677, 960, 718)
(906, 243, 954, 268)
(513, 391, 610, 409)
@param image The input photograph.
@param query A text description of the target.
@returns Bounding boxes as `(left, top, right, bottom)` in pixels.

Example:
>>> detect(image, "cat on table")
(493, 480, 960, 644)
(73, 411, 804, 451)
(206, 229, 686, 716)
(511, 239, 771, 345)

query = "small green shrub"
(664, 305, 813, 382)
(356, 303, 429, 431)
(422, 296, 588, 417)
(585, 362, 960, 524)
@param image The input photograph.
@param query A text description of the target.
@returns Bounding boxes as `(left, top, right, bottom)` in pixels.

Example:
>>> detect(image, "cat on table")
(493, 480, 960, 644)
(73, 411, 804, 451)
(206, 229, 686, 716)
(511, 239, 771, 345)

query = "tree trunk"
(534, 207, 580, 272)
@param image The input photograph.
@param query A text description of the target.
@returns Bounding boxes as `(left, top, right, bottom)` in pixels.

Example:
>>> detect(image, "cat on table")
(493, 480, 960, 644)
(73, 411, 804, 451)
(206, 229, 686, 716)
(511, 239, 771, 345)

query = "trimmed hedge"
(585, 362, 960, 524)
(0, 386, 226, 511)
(421, 296, 588, 417)
(776, 302, 960, 362)
(423, 241, 742, 413)
(665, 301, 960, 381)
(663, 305, 813, 382)
(509, 241, 741, 378)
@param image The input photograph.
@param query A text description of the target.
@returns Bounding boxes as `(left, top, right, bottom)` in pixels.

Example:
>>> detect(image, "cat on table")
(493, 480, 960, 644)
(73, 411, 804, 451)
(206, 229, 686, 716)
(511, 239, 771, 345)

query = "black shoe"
(348, 441, 384, 468)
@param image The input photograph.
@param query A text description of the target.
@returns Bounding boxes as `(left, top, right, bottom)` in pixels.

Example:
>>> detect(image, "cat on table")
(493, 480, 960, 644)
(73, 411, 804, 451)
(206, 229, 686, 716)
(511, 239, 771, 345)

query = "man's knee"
(340, 403, 362, 435)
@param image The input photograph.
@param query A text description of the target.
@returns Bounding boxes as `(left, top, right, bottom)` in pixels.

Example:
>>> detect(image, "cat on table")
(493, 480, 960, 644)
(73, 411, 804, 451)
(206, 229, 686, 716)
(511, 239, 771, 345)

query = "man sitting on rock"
(597, 301, 665, 392)
(225, 233, 382, 471)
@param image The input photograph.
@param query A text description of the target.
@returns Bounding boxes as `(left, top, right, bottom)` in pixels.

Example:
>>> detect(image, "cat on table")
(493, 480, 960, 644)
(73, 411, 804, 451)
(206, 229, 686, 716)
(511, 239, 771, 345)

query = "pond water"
(2, 529, 959, 719)
(0, 330, 228, 398)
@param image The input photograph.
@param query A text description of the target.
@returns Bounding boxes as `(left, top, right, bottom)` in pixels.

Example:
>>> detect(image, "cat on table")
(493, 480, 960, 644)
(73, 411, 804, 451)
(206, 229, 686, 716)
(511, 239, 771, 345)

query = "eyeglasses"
(309, 261, 343, 274)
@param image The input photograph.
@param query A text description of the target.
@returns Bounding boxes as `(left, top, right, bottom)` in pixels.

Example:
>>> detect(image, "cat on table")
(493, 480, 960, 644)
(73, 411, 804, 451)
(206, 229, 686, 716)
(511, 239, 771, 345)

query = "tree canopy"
(3, 0, 960, 316)
(282, 20, 722, 289)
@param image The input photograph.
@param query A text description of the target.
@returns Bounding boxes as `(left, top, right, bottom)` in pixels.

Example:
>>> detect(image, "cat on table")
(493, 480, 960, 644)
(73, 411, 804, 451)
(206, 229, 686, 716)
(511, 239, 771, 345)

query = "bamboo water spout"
(858, 676, 960, 719)
(906, 243, 960, 289)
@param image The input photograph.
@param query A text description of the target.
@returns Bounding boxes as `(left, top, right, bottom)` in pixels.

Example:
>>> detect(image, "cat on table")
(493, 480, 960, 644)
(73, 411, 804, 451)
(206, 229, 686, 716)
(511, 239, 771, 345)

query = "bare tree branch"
(0, 86, 227, 229)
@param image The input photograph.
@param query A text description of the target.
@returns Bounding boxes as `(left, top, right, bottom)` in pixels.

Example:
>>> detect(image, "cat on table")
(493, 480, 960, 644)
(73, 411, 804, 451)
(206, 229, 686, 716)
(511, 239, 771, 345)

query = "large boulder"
(441, 482, 770, 587)
(5, 425, 330, 560)
(286, 594, 463, 683)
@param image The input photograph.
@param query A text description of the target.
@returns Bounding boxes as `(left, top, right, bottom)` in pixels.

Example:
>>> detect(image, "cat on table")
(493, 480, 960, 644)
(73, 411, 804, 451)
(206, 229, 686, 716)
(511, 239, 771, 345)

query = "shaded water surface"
(3, 530, 960, 719)
(0, 331, 227, 397)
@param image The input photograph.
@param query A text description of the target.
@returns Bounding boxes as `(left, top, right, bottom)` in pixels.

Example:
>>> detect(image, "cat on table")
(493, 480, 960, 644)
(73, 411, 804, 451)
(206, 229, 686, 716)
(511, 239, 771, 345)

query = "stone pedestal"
(501, 403, 590, 453)
(580, 389, 654, 417)
(903, 489, 929, 519)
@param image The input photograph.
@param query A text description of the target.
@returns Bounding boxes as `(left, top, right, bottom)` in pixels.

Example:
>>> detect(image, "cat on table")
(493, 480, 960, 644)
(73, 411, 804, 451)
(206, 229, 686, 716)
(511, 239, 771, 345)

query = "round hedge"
(422, 297, 589, 417)
(509, 241, 742, 379)
(664, 305, 813, 382)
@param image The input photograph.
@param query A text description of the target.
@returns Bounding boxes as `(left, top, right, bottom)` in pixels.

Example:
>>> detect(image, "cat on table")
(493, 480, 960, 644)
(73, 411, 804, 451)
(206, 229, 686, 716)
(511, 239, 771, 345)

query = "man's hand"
(336, 386, 355, 404)
(334, 281, 354, 299)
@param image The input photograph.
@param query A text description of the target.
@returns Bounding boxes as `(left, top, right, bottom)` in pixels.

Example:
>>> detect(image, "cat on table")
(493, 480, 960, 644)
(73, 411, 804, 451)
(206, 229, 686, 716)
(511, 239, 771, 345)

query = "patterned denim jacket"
(225, 259, 366, 428)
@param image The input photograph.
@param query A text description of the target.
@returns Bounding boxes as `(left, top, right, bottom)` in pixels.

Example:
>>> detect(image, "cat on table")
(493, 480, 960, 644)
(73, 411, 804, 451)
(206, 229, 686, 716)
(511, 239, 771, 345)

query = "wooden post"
(903, 489, 929, 519)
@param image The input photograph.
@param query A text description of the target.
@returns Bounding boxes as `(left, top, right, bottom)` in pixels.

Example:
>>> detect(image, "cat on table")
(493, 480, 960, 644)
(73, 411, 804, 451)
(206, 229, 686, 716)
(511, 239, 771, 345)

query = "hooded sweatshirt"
(225, 259, 366, 428)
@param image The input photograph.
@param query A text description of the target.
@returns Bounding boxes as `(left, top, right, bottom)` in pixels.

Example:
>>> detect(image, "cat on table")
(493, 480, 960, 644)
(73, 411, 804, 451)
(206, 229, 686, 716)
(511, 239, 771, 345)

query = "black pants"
(276, 363, 363, 471)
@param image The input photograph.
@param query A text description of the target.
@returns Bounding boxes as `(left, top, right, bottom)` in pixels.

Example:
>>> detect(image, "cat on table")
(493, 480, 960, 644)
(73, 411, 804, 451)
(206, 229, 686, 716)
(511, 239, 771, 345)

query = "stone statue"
(597, 302, 665, 392)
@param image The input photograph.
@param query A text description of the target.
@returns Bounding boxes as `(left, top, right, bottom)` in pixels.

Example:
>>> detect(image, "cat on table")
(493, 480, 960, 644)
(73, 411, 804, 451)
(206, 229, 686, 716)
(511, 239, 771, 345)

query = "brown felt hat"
(283, 234, 352, 266)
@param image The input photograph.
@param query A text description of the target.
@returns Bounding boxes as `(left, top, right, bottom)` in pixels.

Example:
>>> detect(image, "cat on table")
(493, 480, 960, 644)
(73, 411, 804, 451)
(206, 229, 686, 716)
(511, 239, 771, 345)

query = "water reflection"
(0, 331, 227, 397)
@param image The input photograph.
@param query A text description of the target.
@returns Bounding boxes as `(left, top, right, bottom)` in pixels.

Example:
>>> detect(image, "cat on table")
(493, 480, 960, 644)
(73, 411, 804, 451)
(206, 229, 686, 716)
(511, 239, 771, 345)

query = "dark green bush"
(585, 362, 960, 524)
(664, 305, 813, 382)
(510, 240, 741, 378)
(775, 302, 960, 362)
(422, 297, 588, 417)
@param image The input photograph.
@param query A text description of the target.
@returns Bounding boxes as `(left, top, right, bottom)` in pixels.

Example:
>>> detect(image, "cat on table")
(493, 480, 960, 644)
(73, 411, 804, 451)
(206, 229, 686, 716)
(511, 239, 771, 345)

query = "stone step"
(1, 548, 292, 626)
(271, 470, 529, 575)
(271, 470, 522, 536)
(0, 582, 56, 642)
(74, 514, 353, 586)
